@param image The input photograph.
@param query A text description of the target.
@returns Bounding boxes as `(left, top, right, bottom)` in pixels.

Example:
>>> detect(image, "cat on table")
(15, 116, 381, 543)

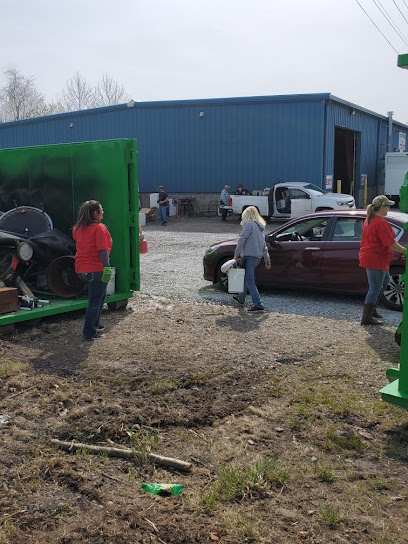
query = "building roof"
(1, 93, 407, 129)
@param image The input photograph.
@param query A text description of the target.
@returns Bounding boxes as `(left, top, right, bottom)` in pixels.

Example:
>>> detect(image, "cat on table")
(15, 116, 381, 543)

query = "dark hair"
(74, 200, 102, 229)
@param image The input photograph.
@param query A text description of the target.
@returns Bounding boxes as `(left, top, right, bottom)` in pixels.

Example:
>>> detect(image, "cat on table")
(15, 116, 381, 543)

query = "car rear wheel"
(216, 258, 232, 293)
(380, 266, 404, 311)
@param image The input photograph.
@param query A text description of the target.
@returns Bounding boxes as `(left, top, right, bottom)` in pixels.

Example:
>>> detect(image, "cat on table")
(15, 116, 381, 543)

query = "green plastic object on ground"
(141, 483, 183, 496)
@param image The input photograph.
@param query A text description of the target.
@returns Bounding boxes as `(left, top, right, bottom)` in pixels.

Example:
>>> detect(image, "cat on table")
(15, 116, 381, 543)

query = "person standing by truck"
(359, 195, 406, 326)
(219, 184, 231, 221)
(157, 185, 169, 226)
(235, 184, 251, 196)
(233, 206, 271, 313)
(73, 200, 113, 341)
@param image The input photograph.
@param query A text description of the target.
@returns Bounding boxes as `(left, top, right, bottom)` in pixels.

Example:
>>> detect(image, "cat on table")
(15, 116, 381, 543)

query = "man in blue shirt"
(219, 185, 231, 222)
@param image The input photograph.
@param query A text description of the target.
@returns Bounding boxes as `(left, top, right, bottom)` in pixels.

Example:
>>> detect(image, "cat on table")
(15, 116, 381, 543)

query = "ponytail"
(366, 203, 381, 224)
(74, 200, 102, 229)
(366, 204, 374, 224)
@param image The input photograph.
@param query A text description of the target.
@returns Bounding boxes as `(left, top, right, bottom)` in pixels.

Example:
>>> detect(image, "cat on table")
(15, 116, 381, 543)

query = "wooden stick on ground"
(50, 439, 192, 472)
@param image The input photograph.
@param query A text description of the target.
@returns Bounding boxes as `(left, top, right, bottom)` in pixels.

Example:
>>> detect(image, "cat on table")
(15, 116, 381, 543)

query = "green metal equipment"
(380, 171, 408, 408)
(0, 138, 139, 325)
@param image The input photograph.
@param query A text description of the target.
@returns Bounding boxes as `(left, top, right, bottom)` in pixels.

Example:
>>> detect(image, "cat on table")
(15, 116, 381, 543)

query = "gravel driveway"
(139, 216, 401, 327)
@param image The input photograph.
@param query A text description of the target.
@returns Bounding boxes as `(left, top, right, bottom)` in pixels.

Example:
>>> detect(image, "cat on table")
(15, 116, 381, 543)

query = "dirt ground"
(1, 293, 408, 544)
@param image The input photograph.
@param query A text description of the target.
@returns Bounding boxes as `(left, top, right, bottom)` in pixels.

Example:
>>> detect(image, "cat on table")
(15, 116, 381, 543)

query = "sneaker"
(247, 306, 265, 314)
(232, 295, 244, 307)
(96, 325, 105, 331)
(162, 221, 167, 226)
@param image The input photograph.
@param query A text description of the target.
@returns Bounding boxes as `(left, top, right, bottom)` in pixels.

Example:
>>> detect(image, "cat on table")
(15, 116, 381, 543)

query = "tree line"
(0, 69, 131, 122)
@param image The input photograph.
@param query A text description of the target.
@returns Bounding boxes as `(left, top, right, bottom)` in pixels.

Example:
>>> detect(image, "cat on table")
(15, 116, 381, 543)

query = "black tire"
(107, 299, 128, 311)
(380, 266, 404, 311)
(216, 258, 233, 293)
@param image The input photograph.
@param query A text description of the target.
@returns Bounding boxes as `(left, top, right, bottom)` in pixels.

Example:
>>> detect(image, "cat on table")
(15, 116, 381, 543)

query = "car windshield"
(303, 183, 325, 194)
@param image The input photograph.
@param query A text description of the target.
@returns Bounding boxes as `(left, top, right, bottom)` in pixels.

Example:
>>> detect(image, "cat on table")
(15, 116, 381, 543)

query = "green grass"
(319, 504, 342, 527)
(232, 514, 262, 542)
(315, 464, 335, 483)
(126, 428, 161, 463)
(0, 359, 30, 378)
(289, 406, 309, 431)
(148, 379, 179, 394)
(324, 431, 364, 453)
(201, 458, 289, 510)
(367, 475, 389, 491)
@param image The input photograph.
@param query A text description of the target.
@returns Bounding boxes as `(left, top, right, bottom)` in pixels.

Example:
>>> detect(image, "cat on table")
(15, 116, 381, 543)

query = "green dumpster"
(0, 138, 139, 325)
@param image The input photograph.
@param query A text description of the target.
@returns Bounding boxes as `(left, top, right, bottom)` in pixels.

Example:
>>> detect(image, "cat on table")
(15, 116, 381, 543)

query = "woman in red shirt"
(359, 195, 406, 325)
(73, 200, 113, 340)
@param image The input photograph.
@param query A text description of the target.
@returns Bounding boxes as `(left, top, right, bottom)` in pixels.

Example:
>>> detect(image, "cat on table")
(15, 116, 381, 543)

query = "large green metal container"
(0, 138, 139, 325)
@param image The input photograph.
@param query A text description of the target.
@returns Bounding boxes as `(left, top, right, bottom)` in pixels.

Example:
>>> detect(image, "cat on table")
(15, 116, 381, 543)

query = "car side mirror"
(267, 233, 277, 244)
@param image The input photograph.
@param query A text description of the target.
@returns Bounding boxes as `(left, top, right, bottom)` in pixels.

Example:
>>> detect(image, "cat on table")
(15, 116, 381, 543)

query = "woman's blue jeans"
(364, 268, 390, 305)
(79, 272, 107, 339)
(237, 256, 263, 308)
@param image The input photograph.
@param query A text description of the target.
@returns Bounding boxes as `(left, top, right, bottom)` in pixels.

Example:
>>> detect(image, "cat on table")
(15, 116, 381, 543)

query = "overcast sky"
(2, 0, 408, 122)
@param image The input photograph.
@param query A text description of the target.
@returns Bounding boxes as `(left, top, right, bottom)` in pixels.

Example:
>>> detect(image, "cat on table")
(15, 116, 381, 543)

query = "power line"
(371, 0, 408, 47)
(402, 0, 408, 11)
(354, 0, 400, 52)
(393, 0, 408, 25)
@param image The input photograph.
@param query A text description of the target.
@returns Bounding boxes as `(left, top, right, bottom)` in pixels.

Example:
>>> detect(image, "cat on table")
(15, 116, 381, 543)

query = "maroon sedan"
(203, 210, 408, 311)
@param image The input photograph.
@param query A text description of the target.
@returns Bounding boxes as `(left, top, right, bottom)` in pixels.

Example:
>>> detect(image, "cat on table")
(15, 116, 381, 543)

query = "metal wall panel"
(324, 101, 408, 198)
(0, 94, 406, 195)
(0, 97, 326, 193)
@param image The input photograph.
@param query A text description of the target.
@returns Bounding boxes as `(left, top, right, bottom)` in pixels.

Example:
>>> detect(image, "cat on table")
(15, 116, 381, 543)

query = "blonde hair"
(366, 203, 382, 224)
(240, 206, 266, 227)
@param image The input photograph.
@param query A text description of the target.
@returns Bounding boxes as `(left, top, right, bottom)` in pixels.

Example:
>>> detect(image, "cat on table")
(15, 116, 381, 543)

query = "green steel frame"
(380, 173, 408, 408)
(0, 139, 139, 325)
(380, 57, 408, 408)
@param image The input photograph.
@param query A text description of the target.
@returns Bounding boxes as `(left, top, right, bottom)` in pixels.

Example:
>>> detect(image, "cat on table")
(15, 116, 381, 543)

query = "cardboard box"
(0, 287, 19, 314)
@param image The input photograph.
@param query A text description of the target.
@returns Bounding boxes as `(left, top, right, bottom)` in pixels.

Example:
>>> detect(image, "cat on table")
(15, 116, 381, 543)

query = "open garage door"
(333, 127, 358, 196)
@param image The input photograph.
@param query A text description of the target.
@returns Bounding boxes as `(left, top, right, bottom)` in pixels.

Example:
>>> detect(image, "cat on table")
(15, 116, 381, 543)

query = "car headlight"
(16, 241, 33, 262)
(336, 201, 347, 206)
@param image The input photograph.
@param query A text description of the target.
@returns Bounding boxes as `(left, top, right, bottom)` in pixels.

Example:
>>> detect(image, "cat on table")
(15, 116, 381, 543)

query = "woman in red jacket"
(359, 195, 406, 326)
(73, 200, 113, 341)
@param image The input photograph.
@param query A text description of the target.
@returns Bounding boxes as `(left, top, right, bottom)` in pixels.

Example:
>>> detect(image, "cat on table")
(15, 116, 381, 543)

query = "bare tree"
(94, 74, 129, 106)
(59, 72, 96, 112)
(0, 69, 48, 122)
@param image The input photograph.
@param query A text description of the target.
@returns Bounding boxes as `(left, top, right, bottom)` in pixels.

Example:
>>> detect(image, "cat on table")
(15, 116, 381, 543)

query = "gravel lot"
(140, 216, 401, 327)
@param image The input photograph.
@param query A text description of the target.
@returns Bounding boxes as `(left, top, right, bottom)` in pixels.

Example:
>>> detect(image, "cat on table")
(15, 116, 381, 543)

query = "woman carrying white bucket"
(233, 206, 271, 314)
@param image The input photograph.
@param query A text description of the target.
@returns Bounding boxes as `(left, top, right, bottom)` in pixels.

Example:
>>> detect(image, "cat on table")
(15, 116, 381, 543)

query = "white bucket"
(227, 267, 245, 293)
(106, 267, 116, 296)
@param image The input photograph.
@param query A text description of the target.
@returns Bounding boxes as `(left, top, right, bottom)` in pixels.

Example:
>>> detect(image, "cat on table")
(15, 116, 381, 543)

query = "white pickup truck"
(224, 182, 355, 219)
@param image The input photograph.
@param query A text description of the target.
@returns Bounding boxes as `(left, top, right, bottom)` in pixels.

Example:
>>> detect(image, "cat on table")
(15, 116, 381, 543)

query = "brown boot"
(373, 298, 383, 319)
(372, 307, 383, 319)
(361, 304, 382, 326)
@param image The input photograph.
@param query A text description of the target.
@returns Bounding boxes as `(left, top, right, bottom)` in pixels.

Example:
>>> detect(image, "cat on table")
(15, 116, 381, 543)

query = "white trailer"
(384, 152, 408, 200)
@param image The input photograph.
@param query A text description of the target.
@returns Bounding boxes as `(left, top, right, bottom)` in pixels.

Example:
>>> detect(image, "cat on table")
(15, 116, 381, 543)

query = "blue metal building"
(0, 93, 406, 204)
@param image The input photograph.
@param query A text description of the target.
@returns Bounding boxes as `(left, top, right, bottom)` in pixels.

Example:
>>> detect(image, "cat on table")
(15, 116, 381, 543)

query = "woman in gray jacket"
(233, 206, 271, 313)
